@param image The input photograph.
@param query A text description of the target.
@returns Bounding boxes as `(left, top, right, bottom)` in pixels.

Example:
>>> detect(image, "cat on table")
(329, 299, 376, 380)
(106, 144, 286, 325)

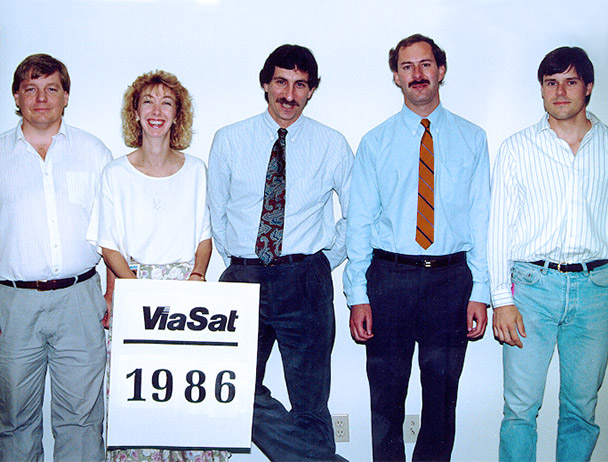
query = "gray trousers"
(0, 273, 107, 462)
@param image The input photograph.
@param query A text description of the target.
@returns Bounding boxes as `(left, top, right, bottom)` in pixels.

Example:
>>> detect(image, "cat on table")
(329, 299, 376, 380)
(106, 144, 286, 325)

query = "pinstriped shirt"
(488, 112, 608, 308)
(207, 111, 353, 270)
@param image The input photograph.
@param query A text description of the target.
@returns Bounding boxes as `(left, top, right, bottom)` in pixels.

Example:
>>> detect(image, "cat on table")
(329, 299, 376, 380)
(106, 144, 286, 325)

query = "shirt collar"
(537, 111, 599, 134)
(262, 109, 306, 142)
(399, 103, 445, 135)
(14, 117, 68, 147)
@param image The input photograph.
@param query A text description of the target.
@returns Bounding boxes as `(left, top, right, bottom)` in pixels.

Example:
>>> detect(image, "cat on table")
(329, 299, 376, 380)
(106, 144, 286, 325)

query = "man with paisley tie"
(208, 44, 353, 462)
(344, 34, 490, 462)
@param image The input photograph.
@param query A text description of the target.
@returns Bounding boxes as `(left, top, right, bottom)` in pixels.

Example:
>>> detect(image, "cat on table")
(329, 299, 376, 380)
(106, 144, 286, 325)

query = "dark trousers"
(365, 254, 472, 462)
(220, 252, 337, 461)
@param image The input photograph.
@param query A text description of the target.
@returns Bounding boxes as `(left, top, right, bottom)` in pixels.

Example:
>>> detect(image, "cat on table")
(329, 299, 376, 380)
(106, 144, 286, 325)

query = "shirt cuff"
(469, 282, 490, 305)
(344, 286, 369, 308)
(491, 288, 514, 309)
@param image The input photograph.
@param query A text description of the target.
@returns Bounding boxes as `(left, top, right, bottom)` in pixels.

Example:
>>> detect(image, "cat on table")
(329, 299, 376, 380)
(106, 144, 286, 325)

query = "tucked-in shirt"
(0, 119, 112, 280)
(207, 110, 353, 269)
(488, 112, 608, 308)
(88, 154, 211, 265)
(343, 104, 491, 306)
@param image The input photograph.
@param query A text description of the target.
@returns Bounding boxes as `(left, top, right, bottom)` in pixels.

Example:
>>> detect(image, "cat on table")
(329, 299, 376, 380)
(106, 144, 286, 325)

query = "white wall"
(1, 0, 607, 461)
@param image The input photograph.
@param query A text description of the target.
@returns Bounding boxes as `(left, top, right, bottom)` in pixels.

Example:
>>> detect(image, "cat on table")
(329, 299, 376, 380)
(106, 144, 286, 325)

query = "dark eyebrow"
(400, 59, 433, 66)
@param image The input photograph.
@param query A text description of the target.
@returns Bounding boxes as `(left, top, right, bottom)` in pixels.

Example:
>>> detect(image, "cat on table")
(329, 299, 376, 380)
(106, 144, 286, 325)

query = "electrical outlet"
(404, 414, 420, 443)
(331, 414, 350, 443)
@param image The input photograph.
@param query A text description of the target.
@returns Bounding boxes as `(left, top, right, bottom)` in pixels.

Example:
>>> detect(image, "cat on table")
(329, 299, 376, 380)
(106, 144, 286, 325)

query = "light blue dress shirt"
(207, 110, 353, 270)
(343, 104, 490, 306)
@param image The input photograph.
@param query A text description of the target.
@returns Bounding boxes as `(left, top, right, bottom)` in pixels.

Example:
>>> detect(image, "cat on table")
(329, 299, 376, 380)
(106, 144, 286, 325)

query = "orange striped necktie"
(416, 118, 434, 249)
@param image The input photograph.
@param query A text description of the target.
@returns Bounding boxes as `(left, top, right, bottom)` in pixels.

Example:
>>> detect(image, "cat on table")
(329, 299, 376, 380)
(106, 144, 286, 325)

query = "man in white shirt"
(0, 54, 112, 461)
(489, 46, 608, 462)
(208, 44, 352, 461)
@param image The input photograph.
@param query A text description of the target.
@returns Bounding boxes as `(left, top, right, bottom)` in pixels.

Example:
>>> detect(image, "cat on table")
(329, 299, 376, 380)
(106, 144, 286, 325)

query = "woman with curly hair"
(90, 70, 228, 462)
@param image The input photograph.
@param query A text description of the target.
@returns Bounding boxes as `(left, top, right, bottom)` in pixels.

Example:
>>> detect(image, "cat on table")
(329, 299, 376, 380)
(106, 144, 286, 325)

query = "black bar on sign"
(107, 446, 249, 453)
(123, 339, 238, 347)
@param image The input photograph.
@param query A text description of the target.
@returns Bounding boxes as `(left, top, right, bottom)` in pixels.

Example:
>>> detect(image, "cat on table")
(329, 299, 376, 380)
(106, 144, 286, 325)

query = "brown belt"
(0, 268, 97, 291)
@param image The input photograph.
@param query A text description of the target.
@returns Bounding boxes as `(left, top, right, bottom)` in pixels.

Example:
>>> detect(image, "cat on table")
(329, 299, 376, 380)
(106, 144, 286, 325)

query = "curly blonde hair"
(122, 70, 193, 150)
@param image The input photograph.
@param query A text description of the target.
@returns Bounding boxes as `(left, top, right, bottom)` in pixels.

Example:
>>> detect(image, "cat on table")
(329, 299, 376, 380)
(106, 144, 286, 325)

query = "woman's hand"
(188, 272, 206, 281)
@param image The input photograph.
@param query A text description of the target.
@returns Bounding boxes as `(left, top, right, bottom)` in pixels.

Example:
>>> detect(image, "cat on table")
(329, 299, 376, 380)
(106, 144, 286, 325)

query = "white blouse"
(89, 154, 211, 265)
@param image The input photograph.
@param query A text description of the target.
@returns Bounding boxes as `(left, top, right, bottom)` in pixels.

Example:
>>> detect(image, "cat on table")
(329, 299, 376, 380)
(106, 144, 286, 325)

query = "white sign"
(107, 279, 259, 452)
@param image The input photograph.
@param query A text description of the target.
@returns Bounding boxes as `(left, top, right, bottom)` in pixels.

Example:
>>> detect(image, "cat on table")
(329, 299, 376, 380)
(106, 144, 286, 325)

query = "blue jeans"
(500, 262, 608, 462)
(220, 252, 337, 461)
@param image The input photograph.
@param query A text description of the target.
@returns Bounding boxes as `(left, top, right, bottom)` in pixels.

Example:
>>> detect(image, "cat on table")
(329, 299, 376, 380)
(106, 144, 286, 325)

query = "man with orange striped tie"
(344, 34, 490, 462)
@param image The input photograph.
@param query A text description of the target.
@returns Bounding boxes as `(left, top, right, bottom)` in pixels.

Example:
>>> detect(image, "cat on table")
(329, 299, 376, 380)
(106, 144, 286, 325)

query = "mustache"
(277, 98, 299, 107)
(409, 79, 430, 87)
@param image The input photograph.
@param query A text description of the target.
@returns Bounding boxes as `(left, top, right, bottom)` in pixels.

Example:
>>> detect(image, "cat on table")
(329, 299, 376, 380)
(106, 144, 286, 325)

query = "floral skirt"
(107, 262, 230, 462)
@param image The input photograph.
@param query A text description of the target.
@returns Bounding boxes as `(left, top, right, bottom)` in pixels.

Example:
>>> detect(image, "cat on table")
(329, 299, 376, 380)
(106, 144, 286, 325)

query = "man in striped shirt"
(208, 44, 352, 461)
(489, 46, 608, 461)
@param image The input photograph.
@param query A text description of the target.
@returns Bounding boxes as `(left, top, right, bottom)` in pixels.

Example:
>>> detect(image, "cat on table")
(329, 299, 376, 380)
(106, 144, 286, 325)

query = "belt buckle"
(557, 263, 565, 273)
(422, 259, 432, 268)
(35, 280, 48, 291)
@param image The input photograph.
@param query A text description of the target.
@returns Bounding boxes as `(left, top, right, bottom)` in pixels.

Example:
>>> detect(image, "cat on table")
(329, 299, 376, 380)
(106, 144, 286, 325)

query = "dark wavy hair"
(259, 45, 320, 101)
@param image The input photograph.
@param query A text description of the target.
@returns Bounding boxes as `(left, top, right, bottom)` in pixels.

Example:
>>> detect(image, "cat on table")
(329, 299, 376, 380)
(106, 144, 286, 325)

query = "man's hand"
(102, 267, 115, 329)
(350, 303, 374, 343)
(493, 304, 526, 348)
(101, 300, 111, 329)
(466, 301, 488, 339)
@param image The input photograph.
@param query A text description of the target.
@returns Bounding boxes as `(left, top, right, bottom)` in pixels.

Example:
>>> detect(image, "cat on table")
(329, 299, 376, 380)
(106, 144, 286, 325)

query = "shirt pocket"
(288, 177, 326, 213)
(66, 171, 96, 207)
(438, 161, 473, 211)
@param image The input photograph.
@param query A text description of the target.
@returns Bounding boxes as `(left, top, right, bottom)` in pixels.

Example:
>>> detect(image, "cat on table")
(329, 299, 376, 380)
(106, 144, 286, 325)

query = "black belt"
(531, 260, 608, 273)
(373, 249, 466, 268)
(0, 268, 97, 291)
(230, 253, 310, 267)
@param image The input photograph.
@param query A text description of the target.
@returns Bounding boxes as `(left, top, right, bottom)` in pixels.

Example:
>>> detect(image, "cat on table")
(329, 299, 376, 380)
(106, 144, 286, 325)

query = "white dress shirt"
(0, 119, 112, 280)
(488, 112, 608, 308)
(207, 110, 353, 269)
